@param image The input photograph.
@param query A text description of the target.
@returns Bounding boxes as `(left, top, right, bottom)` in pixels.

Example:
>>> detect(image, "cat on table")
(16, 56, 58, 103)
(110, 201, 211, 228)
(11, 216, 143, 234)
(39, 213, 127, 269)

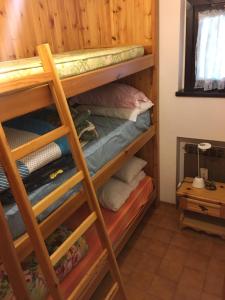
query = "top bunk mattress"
(0, 45, 144, 81)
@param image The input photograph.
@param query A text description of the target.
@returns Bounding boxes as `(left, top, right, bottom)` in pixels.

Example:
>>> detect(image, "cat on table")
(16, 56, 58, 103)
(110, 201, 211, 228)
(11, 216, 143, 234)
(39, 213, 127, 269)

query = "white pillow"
(98, 178, 133, 211)
(114, 156, 147, 183)
(76, 101, 153, 122)
(129, 170, 146, 189)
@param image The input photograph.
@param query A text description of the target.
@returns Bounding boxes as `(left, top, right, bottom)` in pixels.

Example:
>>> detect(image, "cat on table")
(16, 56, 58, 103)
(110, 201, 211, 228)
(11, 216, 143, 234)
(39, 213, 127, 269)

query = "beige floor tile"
(164, 244, 188, 265)
(136, 251, 162, 274)
(178, 267, 205, 292)
(94, 204, 225, 300)
(148, 275, 176, 300)
(125, 283, 147, 300)
(145, 238, 169, 258)
(173, 283, 201, 300)
(207, 257, 225, 277)
(158, 214, 180, 232)
(185, 251, 209, 272)
(149, 227, 175, 244)
(200, 292, 223, 300)
(128, 269, 155, 291)
(141, 223, 157, 239)
(212, 243, 225, 262)
(171, 232, 194, 250)
(141, 293, 163, 300)
(203, 272, 224, 298)
(157, 258, 184, 282)
(191, 236, 214, 256)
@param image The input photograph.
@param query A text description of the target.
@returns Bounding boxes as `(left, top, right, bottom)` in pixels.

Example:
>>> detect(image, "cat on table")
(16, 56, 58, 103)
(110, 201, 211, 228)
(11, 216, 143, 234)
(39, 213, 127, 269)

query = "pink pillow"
(69, 83, 151, 108)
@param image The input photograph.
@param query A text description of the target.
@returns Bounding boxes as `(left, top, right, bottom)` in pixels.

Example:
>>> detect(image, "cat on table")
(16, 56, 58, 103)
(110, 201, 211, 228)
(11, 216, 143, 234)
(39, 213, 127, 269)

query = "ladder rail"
(38, 43, 128, 300)
(0, 203, 30, 300)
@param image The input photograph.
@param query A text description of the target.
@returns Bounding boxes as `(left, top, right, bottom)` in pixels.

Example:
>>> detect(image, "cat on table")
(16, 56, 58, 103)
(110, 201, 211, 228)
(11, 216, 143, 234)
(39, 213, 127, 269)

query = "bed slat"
(12, 125, 70, 160)
(105, 283, 119, 300)
(33, 170, 84, 217)
(67, 249, 108, 300)
(0, 72, 53, 94)
(0, 203, 30, 300)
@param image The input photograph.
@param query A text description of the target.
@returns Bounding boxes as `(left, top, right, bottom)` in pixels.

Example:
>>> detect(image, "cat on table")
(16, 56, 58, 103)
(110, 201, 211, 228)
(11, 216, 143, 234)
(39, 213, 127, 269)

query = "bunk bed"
(0, 1, 158, 299)
(0, 44, 156, 299)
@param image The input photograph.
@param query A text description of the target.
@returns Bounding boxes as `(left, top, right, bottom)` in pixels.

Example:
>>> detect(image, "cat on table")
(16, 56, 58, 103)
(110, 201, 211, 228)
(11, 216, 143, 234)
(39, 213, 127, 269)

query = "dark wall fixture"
(184, 143, 225, 182)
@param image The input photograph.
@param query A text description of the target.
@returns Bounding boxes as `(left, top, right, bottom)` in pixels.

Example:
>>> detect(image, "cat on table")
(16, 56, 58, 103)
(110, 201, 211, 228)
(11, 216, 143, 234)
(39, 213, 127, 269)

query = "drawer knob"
(199, 205, 208, 212)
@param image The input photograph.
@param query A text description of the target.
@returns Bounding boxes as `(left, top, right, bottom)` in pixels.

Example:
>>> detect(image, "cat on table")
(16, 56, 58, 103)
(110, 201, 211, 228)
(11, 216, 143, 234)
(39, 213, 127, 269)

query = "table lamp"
(192, 142, 212, 188)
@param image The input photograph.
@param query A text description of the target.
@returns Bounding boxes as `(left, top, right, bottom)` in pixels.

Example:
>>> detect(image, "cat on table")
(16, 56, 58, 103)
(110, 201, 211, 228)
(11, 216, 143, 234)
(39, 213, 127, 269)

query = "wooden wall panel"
(0, 0, 152, 61)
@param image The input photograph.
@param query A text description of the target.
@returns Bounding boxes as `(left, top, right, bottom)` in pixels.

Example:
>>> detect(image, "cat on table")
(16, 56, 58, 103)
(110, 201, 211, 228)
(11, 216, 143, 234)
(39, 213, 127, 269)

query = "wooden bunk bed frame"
(0, 0, 159, 299)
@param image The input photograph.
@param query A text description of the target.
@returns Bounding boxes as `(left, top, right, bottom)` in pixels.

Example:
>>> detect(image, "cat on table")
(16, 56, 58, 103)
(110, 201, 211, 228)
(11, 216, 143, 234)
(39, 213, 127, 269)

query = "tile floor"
(93, 203, 225, 300)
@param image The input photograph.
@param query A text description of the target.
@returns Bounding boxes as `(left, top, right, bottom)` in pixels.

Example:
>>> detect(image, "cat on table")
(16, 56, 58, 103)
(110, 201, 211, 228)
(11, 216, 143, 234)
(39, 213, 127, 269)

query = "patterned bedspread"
(0, 226, 89, 300)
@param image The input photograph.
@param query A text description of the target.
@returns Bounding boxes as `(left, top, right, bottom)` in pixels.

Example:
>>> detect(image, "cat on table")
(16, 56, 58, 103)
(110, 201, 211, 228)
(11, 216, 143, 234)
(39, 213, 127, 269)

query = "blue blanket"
(0, 116, 69, 192)
(3, 111, 151, 239)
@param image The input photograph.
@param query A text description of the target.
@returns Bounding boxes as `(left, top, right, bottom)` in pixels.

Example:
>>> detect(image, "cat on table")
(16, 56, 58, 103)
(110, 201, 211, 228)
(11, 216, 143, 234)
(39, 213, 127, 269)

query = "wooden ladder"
(0, 44, 127, 300)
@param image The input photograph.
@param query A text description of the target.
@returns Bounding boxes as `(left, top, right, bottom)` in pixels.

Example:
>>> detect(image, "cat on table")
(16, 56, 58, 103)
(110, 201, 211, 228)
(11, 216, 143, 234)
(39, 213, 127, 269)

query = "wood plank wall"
(0, 0, 152, 61)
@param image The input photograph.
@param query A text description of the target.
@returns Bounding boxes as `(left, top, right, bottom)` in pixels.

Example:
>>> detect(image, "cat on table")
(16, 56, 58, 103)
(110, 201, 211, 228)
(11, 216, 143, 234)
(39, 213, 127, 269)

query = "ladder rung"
(105, 282, 119, 300)
(0, 71, 53, 95)
(12, 125, 70, 160)
(50, 212, 97, 266)
(33, 171, 84, 217)
(68, 249, 108, 300)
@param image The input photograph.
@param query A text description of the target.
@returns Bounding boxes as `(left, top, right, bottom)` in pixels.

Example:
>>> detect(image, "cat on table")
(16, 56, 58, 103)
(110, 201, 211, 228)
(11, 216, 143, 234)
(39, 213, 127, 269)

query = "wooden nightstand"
(176, 177, 225, 238)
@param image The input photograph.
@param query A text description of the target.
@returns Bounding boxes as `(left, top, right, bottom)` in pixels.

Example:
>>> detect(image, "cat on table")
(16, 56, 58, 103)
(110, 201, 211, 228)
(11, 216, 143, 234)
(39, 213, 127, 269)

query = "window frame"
(176, 0, 225, 97)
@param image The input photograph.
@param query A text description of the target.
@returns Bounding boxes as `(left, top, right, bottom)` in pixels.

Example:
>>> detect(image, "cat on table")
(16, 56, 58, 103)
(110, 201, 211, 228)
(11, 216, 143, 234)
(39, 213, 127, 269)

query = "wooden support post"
(0, 203, 30, 300)
(0, 124, 64, 300)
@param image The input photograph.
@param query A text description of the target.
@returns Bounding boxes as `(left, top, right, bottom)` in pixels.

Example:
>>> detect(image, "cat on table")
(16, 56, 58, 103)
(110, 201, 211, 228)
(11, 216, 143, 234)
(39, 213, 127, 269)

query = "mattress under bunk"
(1, 175, 153, 300)
(2, 111, 151, 240)
(53, 176, 154, 299)
(0, 45, 144, 81)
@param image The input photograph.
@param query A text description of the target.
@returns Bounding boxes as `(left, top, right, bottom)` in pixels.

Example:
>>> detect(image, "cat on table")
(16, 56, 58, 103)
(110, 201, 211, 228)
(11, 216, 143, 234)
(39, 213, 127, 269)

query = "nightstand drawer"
(179, 197, 222, 218)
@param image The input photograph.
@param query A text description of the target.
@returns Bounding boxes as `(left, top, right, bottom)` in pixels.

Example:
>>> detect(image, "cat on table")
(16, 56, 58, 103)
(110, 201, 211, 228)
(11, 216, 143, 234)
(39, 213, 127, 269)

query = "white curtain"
(195, 10, 225, 91)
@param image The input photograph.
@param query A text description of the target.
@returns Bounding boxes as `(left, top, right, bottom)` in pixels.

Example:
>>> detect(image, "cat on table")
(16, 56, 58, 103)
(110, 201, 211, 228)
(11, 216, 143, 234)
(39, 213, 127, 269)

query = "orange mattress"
(56, 176, 153, 298)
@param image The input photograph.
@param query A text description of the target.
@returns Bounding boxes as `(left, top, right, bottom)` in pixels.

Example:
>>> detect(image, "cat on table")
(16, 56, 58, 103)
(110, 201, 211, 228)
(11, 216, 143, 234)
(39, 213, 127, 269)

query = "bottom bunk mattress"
(1, 176, 153, 300)
(2, 111, 151, 239)
(55, 176, 154, 298)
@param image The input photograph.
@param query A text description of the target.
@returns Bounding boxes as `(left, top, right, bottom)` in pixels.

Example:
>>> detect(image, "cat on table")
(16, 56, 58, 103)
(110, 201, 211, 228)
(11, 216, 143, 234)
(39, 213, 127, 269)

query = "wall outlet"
(200, 168, 208, 180)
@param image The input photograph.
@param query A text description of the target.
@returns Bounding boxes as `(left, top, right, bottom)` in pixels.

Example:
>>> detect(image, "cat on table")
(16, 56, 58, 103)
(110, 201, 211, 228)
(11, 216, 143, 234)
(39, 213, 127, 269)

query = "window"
(177, 0, 225, 97)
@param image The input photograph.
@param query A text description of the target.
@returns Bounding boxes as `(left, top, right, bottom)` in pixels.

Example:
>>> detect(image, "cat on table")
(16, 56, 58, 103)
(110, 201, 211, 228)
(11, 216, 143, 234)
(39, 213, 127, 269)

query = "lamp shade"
(198, 143, 212, 151)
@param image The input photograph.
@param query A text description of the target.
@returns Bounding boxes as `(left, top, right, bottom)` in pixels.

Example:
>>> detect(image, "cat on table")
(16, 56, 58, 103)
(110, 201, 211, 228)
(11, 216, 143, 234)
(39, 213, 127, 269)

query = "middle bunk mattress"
(2, 108, 152, 240)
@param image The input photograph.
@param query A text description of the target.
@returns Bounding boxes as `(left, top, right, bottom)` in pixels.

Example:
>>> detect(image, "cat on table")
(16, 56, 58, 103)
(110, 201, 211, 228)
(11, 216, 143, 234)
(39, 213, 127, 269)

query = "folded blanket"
(0, 117, 67, 192)
(0, 226, 89, 300)
(33, 107, 98, 145)
(70, 107, 98, 146)
(0, 155, 75, 205)
(0, 107, 97, 193)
